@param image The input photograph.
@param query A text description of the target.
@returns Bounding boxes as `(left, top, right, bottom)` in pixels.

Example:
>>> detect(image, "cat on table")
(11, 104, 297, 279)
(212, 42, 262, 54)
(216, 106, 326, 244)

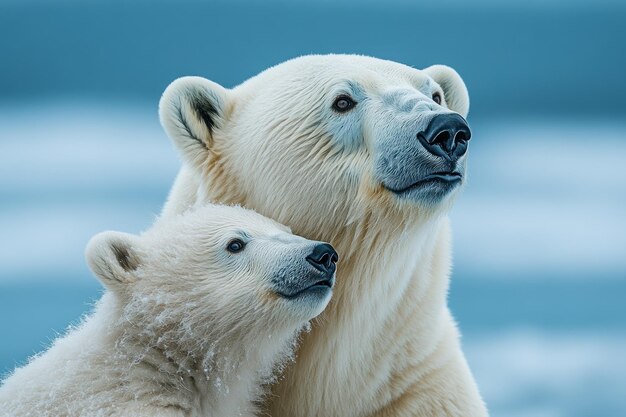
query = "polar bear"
(159, 54, 488, 417)
(0, 204, 337, 417)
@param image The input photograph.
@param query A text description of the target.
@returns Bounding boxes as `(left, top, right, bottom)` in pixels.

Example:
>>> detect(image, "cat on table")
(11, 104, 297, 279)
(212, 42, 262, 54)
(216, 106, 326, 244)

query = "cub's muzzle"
(275, 242, 338, 299)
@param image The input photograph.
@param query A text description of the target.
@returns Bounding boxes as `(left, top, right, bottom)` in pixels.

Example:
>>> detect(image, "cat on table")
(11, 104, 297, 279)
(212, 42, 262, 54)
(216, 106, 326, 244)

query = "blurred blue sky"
(0, 1, 625, 416)
(1, 0, 626, 118)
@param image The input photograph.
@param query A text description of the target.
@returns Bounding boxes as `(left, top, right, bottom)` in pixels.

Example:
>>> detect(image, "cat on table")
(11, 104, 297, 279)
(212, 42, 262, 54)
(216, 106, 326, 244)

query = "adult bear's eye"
(226, 239, 246, 253)
(332, 95, 356, 113)
(432, 92, 442, 105)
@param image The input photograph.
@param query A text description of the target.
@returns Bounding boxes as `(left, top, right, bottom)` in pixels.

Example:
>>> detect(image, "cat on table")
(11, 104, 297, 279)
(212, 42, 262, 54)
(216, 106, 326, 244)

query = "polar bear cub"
(0, 204, 337, 417)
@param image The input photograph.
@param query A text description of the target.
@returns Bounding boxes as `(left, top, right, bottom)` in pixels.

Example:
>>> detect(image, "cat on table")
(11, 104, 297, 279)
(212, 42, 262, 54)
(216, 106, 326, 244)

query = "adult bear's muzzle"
(374, 108, 471, 204)
(417, 113, 471, 161)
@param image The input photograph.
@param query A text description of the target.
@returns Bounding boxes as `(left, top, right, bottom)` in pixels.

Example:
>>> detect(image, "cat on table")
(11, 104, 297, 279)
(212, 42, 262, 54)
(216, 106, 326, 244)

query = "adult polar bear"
(159, 54, 487, 417)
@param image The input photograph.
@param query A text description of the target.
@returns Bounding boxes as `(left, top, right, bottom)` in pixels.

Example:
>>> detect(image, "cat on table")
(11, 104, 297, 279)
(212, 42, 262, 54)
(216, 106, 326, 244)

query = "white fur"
(157, 54, 487, 416)
(0, 205, 332, 417)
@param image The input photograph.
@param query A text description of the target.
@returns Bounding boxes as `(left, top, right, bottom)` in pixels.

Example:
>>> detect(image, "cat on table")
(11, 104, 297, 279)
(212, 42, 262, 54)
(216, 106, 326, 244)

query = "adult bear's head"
(159, 55, 470, 245)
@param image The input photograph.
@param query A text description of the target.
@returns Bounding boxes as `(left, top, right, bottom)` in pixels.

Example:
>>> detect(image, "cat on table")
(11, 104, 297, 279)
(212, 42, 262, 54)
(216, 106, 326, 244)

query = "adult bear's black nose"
(306, 243, 338, 276)
(418, 113, 471, 160)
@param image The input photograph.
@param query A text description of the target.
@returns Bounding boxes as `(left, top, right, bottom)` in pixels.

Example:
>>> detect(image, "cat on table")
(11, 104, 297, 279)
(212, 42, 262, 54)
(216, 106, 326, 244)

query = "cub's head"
(85, 205, 336, 351)
(159, 54, 470, 242)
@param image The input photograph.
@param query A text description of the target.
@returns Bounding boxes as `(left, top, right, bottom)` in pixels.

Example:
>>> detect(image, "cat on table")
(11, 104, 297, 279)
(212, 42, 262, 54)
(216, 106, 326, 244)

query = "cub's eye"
(332, 95, 357, 113)
(432, 92, 442, 105)
(226, 239, 246, 253)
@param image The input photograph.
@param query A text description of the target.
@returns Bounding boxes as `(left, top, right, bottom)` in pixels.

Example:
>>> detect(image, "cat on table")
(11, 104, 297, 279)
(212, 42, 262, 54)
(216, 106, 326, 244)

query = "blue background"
(1, 1, 625, 416)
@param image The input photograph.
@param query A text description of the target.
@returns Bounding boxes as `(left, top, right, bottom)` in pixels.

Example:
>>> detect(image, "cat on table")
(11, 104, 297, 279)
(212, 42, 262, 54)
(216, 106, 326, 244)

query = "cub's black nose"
(418, 113, 471, 160)
(306, 243, 338, 276)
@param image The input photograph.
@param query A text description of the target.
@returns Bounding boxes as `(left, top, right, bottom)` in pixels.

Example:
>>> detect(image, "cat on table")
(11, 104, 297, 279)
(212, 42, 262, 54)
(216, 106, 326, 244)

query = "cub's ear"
(423, 65, 469, 118)
(159, 76, 231, 169)
(85, 231, 142, 290)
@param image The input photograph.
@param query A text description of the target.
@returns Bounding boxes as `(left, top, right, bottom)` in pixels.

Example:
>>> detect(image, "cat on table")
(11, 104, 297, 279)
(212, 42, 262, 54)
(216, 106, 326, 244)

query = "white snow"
(465, 329, 626, 417)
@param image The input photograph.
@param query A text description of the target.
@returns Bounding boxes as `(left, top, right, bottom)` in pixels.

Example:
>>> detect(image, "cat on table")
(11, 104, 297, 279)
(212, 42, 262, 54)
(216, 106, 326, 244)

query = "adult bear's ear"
(85, 231, 142, 290)
(423, 65, 470, 118)
(159, 76, 231, 169)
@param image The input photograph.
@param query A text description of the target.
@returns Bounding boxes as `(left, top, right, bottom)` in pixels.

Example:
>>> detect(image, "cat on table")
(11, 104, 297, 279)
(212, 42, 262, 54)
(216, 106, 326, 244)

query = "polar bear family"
(0, 54, 487, 417)
(0, 205, 337, 416)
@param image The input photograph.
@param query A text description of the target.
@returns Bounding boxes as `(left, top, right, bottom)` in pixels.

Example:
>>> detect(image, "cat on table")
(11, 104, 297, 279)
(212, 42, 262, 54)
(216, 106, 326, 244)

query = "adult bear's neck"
(313, 210, 442, 319)
(267, 212, 454, 417)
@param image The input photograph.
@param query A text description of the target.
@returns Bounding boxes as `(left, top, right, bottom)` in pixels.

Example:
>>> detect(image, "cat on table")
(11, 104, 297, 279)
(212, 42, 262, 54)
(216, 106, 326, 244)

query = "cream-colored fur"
(159, 54, 488, 416)
(0, 205, 333, 417)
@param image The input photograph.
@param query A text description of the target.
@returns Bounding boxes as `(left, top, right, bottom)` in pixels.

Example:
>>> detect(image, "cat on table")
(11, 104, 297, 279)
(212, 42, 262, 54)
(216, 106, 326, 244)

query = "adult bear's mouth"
(385, 171, 463, 194)
(276, 277, 335, 300)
